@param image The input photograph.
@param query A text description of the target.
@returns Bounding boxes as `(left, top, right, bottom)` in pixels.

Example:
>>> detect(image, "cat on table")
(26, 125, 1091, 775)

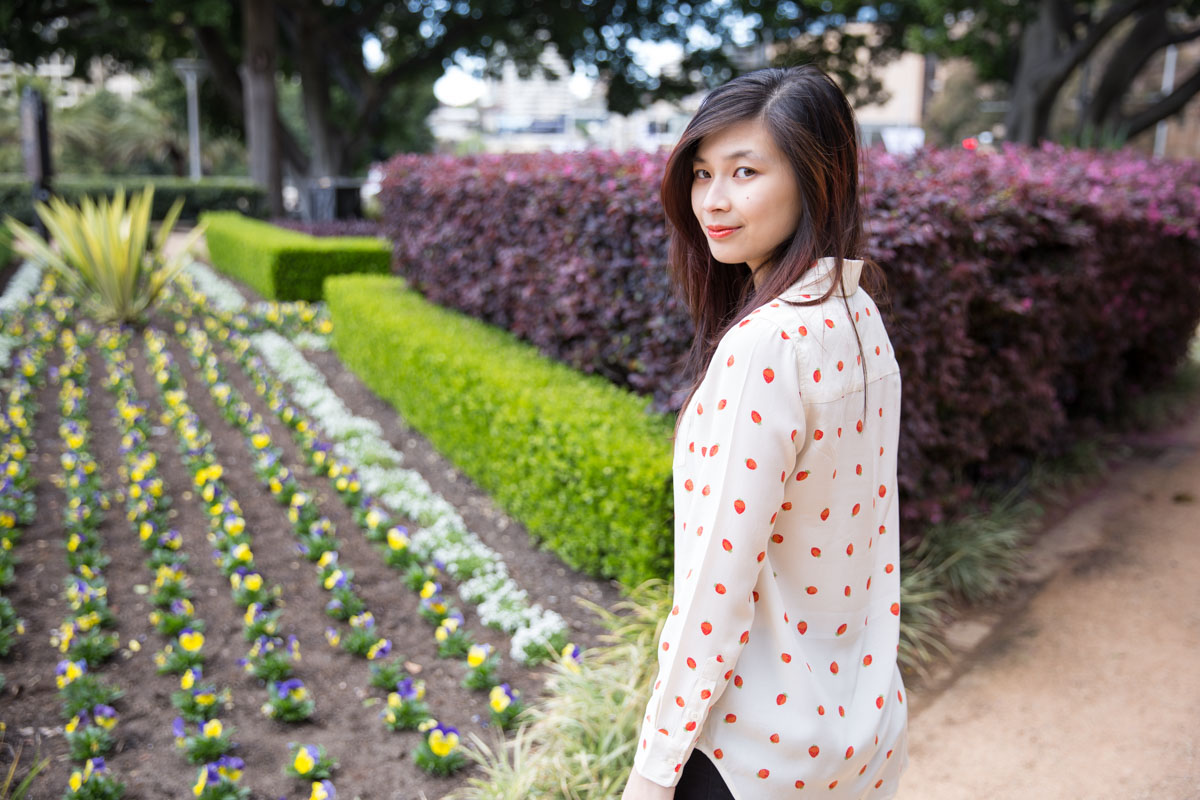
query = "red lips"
(706, 225, 739, 239)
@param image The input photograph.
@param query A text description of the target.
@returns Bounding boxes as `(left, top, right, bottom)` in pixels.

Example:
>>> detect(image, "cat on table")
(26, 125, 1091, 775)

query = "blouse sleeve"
(633, 315, 804, 786)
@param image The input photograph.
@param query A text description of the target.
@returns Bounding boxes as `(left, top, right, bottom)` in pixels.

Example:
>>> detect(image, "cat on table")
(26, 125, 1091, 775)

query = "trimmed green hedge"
(0, 225, 12, 268)
(201, 212, 390, 301)
(0, 176, 269, 223)
(326, 274, 675, 587)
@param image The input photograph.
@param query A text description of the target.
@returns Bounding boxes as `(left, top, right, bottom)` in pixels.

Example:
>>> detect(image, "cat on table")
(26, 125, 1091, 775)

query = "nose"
(700, 176, 731, 215)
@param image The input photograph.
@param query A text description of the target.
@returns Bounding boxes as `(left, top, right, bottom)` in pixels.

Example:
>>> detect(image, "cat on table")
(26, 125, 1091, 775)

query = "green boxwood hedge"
(201, 212, 390, 301)
(0, 176, 269, 223)
(325, 273, 675, 587)
(0, 225, 12, 268)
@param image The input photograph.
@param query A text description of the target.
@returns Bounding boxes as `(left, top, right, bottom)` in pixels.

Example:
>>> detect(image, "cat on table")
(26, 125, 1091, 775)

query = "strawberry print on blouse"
(634, 258, 909, 799)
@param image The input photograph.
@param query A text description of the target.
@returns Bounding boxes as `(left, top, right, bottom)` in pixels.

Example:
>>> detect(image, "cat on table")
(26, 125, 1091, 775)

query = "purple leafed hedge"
(378, 144, 1200, 534)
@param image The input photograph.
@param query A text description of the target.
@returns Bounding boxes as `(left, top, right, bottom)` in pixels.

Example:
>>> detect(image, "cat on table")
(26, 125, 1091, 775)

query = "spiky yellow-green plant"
(4, 186, 205, 324)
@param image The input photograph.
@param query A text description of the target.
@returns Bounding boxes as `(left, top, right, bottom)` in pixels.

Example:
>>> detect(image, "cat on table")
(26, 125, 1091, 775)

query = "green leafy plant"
(4, 186, 205, 324)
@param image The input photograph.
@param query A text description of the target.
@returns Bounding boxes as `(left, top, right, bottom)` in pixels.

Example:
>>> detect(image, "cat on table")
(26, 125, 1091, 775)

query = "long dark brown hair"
(663, 65, 884, 423)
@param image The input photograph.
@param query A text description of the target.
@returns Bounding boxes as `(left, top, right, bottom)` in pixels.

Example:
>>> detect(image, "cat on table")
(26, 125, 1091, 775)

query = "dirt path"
(897, 411, 1200, 800)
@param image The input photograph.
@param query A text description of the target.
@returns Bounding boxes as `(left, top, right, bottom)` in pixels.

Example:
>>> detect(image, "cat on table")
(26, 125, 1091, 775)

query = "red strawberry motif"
(727, 355, 735, 366)
(733, 499, 746, 514)
(844, 585, 852, 596)
(777, 693, 788, 705)
(846, 542, 855, 555)
(836, 623, 847, 636)
(876, 695, 884, 709)
(745, 457, 757, 470)
(675, 696, 684, 707)
(811, 547, 821, 557)
(857, 420, 864, 433)
(715, 583, 726, 594)
(830, 661, 839, 674)
(734, 675, 743, 687)
(813, 368, 822, 382)
(687, 657, 696, 668)
(820, 508, 830, 521)
(879, 484, 887, 497)
(710, 444, 719, 457)
(796, 781, 806, 789)
(890, 602, 900, 615)
(798, 325, 807, 336)
(671, 605, 679, 615)
(829, 780, 839, 789)
(875, 345, 881, 355)
(781, 501, 792, 510)
(856, 463, 863, 474)
(814, 429, 824, 440)
(863, 654, 873, 666)
(701, 484, 711, 496)
(770, 733, 780, 743)
(684, 479, 694, 491)
(781, 652, 792, 663)
(825, 318, 835, 328)
(885, 563, 895, 573)
(725, 713, 737, 723)
(817, 704, 825, 715)
(700, 689, 711, 699)
(806, 585, 818, 595)
(750, 409, 762, 424)
(700, 621, 712, 635)
(685, 721, 696, 731)
(757, 769, 770, 779)
(740, 630, 750, 644)
(796, 470, 810, 480)
(797, 621, 808, 634)
(851, 503, 861, 516)
(763, 367, 775, 383)
(809, 745, 820, 758)
(845, 746, 854, 759)
(837, 360, 844, 371)
(713, 749, 723, 759)
(722, 539, 733, 552)
(662, 642, 669, 650)
(696, 403, 703, 414)
(717, 398, 727, 410)
(771, 533, 783, 543)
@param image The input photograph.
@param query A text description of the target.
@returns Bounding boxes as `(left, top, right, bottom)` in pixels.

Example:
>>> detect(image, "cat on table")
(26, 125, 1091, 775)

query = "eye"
(693, 168, 712, 180)
(734, 166, 756, 178)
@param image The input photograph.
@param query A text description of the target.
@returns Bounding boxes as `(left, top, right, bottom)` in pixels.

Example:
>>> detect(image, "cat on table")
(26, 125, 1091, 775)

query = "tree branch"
(1121, 60, 1200, 140)
(1050, 0, 1147, 87)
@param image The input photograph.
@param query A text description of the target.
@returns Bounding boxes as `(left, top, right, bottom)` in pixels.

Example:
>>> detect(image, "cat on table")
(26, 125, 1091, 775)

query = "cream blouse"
(633, 257, 909, 798)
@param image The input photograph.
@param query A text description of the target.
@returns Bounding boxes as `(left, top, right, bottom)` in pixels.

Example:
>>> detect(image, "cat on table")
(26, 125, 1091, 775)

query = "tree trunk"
(295, 9, 342, 179)
(241, 0, 282, 216)
(1004, 0, 1062, 144)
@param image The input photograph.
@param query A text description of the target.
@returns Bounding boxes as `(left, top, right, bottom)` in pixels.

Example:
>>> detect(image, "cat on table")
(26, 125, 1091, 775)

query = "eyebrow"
(693, 149, 763, 164)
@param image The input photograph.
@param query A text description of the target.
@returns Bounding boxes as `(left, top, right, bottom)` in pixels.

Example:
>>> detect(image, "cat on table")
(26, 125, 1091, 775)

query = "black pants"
(675, 749, 735, 800)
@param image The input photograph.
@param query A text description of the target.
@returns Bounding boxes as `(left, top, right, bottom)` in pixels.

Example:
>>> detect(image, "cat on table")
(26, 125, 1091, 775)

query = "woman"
(620, 66, 908, 799)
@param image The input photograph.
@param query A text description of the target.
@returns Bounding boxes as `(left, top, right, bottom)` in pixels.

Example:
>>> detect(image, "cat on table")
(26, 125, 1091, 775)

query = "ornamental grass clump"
(5, 186, 205, 325)
(448, 579, 669, 800)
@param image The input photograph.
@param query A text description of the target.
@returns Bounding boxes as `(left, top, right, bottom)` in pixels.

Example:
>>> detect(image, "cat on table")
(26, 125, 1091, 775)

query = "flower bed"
(0, 261, 604, 797)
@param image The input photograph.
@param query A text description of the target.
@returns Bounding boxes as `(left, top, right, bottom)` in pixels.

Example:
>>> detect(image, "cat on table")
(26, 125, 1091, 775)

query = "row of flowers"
(141, 327, 339, 799)
(175, 321, 496, 775)
(0, 272, 57, 663)
(54, 322, 126, 800)
(170, 264, 569, 666)
(181, 261, 332, 351)
(0, 261, 44, 369)
(98, 328, 256, 800)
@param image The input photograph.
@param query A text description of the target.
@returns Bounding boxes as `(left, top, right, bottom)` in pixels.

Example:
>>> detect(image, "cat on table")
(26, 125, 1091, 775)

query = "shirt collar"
(781, 256, 864, 299)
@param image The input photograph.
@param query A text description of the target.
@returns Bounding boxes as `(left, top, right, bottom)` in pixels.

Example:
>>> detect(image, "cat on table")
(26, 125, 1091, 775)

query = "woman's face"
(690, 118, 802, 280)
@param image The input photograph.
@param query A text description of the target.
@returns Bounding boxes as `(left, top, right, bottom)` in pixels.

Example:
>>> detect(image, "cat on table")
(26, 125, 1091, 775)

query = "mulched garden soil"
(0, 274, 628, 799)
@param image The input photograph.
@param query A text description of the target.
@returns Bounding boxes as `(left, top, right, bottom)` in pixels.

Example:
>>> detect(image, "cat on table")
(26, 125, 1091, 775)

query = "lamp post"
(172, 58, 209, 179)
